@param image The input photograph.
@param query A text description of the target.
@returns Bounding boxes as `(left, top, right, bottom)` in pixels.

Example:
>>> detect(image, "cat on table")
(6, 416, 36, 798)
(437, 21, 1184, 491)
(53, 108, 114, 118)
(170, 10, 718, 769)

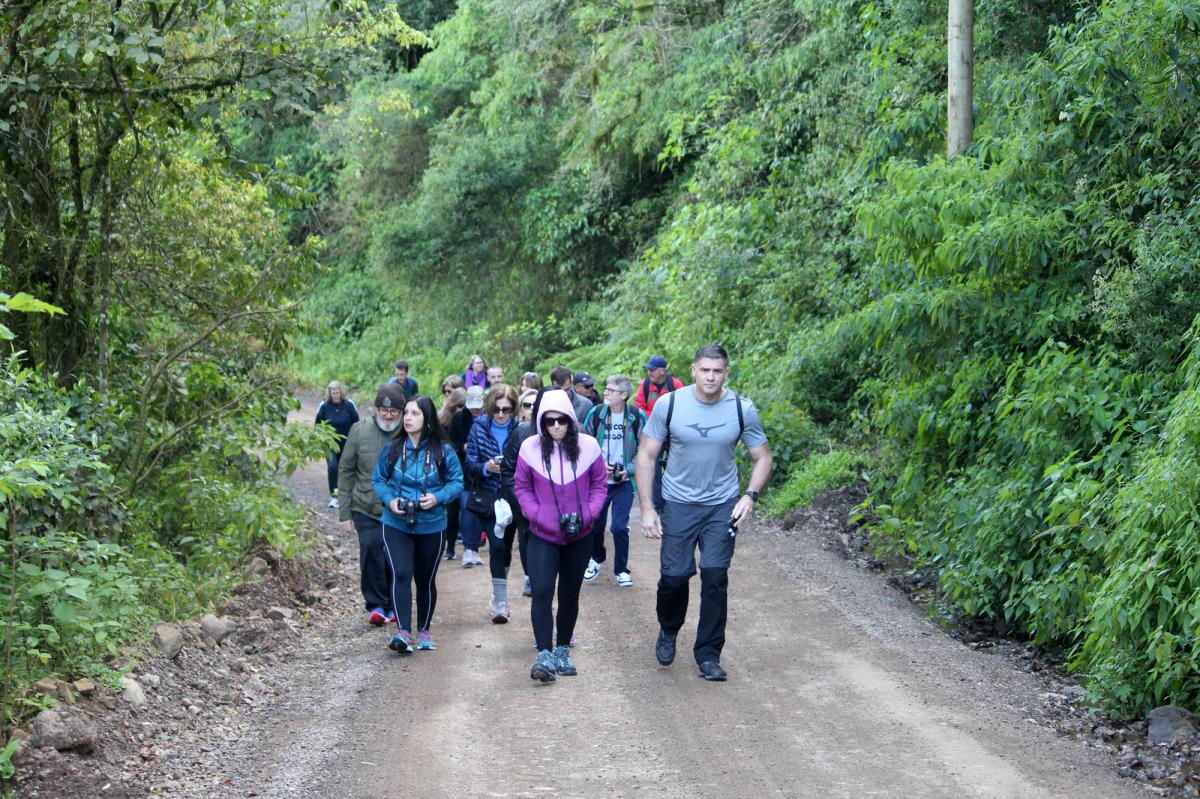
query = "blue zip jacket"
(466, 413, 519, 496)
(371, 438, 464, 534)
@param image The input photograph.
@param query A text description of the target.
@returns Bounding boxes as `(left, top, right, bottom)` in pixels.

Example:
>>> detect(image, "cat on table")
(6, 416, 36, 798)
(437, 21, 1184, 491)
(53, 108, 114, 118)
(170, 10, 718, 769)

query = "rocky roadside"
(6, 492, 362, 799)
(780, 481, 1200, 798)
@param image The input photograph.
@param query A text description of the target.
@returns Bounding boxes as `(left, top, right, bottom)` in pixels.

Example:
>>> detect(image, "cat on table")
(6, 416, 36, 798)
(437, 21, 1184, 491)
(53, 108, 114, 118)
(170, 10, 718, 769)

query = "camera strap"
(544, 447, 583, 520)
(398, 440, 434, 492)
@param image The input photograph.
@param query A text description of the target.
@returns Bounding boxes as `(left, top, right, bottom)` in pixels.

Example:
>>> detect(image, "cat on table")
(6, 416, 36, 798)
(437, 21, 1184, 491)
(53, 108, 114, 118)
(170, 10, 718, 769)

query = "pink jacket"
(513, 390, 608, 545)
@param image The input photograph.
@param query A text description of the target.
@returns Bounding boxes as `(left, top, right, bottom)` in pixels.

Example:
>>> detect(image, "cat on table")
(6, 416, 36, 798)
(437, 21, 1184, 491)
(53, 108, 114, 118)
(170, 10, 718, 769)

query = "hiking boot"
(368, 607, 387, 626)
(616, 571, 633, 588)
(698, 661, 727, 681)
(583, 558, 601, 583)
(489, 598, 510, 624)
(416, 630, 436, 651)
(388, 629, 413, 654)
(553, 644, 577, 676)
(328, 497, 339, 509)
(656, 629, 677, 666)
(523, 576, 532, 597)
(530, 649, 557, 683)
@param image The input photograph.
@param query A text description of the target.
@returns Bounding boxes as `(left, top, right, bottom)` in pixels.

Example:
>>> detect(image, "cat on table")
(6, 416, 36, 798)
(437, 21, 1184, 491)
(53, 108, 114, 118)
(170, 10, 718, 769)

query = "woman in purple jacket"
(514, 390, 608, 682)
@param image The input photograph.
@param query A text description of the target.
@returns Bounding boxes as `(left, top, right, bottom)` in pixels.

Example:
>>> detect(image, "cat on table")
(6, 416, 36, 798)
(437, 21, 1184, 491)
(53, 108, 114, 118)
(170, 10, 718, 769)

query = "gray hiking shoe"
(553, 644, 577, 676)
(530, 649, 557, 682)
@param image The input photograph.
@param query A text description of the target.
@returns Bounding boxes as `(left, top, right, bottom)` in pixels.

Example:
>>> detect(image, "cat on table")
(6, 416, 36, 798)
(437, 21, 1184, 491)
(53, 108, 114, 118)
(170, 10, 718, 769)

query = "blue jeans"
(590, 479, 634, 574)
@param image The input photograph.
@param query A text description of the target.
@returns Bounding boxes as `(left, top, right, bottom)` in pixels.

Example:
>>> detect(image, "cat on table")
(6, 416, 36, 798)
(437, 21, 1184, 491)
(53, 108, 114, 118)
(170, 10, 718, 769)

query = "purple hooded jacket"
(514, 390, 608, 545)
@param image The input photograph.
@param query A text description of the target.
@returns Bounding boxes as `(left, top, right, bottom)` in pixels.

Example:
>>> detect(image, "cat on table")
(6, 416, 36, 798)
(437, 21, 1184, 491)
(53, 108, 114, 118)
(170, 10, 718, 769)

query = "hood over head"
(535, 388, 577, 433)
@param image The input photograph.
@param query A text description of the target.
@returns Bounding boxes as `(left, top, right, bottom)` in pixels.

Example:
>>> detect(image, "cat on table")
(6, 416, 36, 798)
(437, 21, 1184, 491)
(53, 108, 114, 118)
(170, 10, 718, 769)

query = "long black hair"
(539, 398, 581, 465)
(386, 395, 446, 475)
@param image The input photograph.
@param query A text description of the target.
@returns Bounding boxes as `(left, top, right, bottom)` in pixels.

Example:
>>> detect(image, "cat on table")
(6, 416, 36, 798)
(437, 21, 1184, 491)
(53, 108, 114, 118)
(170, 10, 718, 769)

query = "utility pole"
(947, 0, 974, 157)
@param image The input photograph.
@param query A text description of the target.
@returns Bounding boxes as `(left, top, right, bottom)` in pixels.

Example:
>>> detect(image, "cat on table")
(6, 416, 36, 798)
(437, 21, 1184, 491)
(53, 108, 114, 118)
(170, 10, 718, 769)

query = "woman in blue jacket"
(372, 395, 463, 654)
(315, 381, 359, 508)
(465, 384, 520, 623)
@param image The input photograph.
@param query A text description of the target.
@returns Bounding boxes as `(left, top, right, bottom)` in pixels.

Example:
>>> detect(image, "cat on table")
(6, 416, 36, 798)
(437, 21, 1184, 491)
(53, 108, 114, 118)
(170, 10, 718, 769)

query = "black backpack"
(640, 373, 677, 406)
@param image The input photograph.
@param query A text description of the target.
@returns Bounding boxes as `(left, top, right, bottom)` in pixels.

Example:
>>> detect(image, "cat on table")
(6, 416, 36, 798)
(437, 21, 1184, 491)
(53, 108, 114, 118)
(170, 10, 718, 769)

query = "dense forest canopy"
(5, 0, 1200, 745)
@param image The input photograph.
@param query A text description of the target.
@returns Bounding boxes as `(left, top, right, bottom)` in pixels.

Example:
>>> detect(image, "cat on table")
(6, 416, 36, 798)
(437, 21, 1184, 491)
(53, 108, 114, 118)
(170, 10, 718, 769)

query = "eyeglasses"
(494, 406, 513, 415)
(603, 387, 623, 394)
(377, 407, 401, 417)
(442, 386, 454, 394)
(543, 415, 569, 428)
(521, 401, 534, 409)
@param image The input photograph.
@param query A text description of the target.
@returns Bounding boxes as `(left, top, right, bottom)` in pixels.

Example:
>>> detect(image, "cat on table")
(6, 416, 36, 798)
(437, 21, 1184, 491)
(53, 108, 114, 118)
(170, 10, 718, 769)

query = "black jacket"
(501, 420, 537, 530)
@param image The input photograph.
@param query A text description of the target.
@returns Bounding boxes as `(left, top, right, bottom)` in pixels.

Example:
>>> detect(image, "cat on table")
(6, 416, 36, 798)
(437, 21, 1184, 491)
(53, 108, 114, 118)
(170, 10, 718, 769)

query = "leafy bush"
(762, 449, 863, 517)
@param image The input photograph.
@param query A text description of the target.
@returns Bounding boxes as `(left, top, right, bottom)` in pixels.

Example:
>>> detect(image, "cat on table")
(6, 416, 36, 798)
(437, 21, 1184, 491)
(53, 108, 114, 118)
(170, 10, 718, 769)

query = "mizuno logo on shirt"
(686, 423, 726, 438)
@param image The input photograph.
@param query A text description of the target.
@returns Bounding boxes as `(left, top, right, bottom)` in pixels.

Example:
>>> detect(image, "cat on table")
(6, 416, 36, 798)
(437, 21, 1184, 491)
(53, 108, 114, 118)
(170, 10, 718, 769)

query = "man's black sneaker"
(698, 661, 727, 681)
(655, 629, 677, 666)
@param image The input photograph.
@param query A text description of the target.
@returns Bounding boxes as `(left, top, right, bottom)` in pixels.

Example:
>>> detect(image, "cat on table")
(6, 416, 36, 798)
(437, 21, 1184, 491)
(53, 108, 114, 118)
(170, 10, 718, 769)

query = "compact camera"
(397, 498, 419, 518)
(559, 513, 582, 539)
(610, 462, 626, 482)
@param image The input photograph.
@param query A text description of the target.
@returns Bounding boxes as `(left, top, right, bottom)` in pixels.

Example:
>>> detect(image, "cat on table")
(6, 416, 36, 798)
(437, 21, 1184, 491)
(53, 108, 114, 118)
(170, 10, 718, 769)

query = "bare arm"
(731, 442, 774, 525)
(635, 434, 663, 538)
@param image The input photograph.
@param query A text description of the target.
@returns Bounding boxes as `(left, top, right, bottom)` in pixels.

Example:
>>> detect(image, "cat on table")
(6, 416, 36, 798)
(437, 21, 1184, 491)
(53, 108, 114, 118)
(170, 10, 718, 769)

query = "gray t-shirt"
(643, 386, 768, 505)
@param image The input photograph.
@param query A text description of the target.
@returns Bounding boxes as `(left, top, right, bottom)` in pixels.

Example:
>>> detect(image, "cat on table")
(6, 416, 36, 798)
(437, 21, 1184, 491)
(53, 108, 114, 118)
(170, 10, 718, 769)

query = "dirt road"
(177, 396, 1144, 799)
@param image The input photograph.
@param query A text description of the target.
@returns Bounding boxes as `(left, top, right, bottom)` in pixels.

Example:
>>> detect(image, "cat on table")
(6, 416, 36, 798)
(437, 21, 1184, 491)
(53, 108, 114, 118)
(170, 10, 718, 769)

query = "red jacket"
(634, 374, 684, 415)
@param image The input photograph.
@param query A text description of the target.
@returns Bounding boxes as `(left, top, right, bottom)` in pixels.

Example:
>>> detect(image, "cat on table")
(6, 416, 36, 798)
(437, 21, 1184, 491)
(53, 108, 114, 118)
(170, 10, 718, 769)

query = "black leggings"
(381, 524, 443, 632)
(527, 533, 592, 651)
(485, 521, 515, 579)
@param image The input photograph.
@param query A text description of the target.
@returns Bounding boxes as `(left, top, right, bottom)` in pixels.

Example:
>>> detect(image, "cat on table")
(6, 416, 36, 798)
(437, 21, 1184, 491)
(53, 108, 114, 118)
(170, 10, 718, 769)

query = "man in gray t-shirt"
(635, 344, 773, 682)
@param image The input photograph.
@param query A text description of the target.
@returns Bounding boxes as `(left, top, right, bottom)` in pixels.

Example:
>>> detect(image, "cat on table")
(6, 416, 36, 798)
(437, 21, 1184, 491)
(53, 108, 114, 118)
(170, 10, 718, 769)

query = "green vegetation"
(0, 0, 426, 743)
(6, 0, 1200, 733)
(762, 450, 865, 518)
(292, 0, 1200, 716)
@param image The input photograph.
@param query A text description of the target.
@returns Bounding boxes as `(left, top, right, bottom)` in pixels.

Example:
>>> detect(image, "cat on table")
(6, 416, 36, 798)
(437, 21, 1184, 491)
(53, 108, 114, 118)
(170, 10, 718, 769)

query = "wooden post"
(947, 0, 974, 157)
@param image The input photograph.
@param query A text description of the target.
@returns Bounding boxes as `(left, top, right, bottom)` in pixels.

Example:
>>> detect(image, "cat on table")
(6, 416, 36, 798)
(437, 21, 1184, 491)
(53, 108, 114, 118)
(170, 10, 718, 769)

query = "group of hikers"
(314, 345, 772, 683)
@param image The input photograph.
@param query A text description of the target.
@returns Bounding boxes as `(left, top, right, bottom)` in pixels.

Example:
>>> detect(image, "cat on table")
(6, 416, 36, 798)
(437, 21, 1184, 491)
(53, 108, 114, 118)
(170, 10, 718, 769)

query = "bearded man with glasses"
(338, 384, 405, 626)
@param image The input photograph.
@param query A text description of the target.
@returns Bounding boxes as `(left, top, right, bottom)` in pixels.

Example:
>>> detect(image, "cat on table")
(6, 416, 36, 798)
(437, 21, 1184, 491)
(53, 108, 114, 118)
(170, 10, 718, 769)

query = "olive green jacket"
(337, 417, 393, 522)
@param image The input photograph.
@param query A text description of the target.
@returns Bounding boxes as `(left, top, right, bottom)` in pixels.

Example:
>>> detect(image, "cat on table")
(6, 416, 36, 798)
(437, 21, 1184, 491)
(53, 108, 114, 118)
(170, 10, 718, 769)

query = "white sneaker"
(328, 497, 339, 509)
(616, 572, 633, 588)
(583, 558, 601, 583)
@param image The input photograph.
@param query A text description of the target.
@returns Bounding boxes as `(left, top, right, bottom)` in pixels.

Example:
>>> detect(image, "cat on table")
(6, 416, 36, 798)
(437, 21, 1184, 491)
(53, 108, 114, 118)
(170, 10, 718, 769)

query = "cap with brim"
(375, 383, 406, 409)
(465, 385, 486, 409)
(573, 370, 594, 387)
(645, 355, 668, 370)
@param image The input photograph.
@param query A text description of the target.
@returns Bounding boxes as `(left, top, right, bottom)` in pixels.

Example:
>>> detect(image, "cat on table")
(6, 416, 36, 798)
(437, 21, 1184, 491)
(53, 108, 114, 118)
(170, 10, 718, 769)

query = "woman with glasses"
(438, 386, 468, 560)
(513, 391, 608, 682)
(465, 384, 521, 621)
(462, 355, 489, 390)
(371, 395, 464, 654)
(441, 374, 465, 397)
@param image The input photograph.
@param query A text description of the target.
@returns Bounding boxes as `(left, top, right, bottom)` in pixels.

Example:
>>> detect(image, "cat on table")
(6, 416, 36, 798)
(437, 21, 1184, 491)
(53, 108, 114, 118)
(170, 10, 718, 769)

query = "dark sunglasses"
(543, 415, 569, 427)
(494, 405, 514, 414)
(521, 401, 534, 409)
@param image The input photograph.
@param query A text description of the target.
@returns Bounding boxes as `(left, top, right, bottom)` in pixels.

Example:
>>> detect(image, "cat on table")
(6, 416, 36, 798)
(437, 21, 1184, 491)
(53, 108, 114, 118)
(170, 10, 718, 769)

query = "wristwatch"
(745, 490, 760, 502)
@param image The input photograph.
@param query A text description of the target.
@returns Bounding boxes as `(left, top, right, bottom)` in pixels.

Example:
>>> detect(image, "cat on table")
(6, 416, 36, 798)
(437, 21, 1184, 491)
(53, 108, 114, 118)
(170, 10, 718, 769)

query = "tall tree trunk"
(947, 0, 974, 157)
